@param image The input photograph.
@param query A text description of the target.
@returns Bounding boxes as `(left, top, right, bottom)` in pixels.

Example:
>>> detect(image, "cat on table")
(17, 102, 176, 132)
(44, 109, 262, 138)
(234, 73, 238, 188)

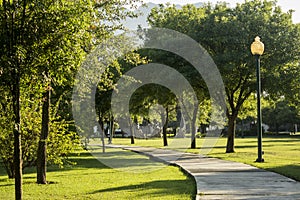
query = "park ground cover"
(0, 147, 196, 200)
(1, 136, 298, 199)
(110, 136, 300, 181)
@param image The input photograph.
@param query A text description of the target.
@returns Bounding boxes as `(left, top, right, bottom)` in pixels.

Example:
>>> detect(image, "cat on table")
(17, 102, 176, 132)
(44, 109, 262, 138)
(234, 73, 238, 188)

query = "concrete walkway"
(108, 145, 300, 200)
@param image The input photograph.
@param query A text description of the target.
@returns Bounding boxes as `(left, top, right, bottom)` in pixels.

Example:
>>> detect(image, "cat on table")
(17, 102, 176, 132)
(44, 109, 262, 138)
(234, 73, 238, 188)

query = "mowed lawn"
(0, 147, 196, 200)
(111, 136, 300, 181)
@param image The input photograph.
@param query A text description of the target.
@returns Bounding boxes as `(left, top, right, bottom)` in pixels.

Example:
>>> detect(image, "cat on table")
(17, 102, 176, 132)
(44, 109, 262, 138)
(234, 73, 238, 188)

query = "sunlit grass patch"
(0, 147, 196, 200)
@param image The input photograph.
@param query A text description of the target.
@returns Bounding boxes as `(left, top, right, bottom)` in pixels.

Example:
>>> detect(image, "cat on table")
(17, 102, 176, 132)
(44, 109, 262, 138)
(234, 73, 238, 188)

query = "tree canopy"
(0, 0, 142, 198)
(147, 0, 300, 152)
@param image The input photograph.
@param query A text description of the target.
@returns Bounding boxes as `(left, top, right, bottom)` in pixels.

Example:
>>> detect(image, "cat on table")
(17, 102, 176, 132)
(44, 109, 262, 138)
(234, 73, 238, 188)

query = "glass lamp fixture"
(251, 36, 264, 55)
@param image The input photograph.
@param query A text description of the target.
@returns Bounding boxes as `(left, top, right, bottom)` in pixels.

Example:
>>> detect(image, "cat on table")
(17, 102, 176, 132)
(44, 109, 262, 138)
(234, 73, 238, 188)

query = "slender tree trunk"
(191, 102, 198, 149)
(129, 118, 135, 144)
(162, 107, 169, 146)
(108, 115, 114, 144)
(191, 122, 196, 149)
(12, 70, 22, 200)
(37, 81, 50, 184)
(101, 129, 105, 153)
(98, 119, 105, 153)
(226, 115, 237, 153)
(7, 1, 23, 198)
(130, 135, 135, 144)
(175, 105, 184, 138)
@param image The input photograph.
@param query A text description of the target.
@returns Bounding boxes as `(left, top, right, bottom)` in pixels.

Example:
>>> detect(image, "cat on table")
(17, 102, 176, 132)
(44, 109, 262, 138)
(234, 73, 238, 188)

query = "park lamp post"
(251, 36, 265, 162)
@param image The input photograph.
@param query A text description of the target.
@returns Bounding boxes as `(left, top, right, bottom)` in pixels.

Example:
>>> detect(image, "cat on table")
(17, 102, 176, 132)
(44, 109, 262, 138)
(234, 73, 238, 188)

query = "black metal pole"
(255, 54, 264, 162)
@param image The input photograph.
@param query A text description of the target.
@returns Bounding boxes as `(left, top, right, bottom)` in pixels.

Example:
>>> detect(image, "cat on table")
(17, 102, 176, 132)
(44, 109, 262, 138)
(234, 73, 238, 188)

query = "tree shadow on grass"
(263, 139, 300, 144)
(0, 183, 14, 187)
(234, 135, 300, 142)
(89, 179, 196, 199)
(46, 153, 112, 173)
(0, 150, 110, 177)
(187, 144, 277, 151)
(266, 164, 300, 182)
(48, 148, 168, 173)
(0, 147, 169, 178)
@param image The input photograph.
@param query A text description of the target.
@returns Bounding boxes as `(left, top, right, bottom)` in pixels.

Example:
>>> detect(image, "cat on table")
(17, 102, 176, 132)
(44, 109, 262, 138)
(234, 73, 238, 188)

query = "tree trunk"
(226, 115, 237, 153)
(12, 71, 23, 200)
(98, 120, 105, 153)
(108, 116, 114, 144)
(129, 119, 135, 144)
(191, 102, 198, 149)
(37, 83, 50, 184)
(130, 134, 135, 144)
(8, 3, 23, 198)
(175, 105, 184, 138)
(101, 129, 105, 153)
(162, 107, 169, 146)
(129, 116, 138, 144)
(2, 159, 15, 179)
(191, 122, 196, 149)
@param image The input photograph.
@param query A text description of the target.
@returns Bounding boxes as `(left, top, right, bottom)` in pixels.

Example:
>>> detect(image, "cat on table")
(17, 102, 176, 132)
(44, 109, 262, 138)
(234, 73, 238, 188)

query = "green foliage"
(263, 100, 300, 132)
(197, 99, 211, 125)
(137, 7, 212, 143)
(0, 78, 79, 173)
(130, 84, 177, 117)
(237, 93, 271, 120)
(147, 0, 300, 151)
(148, 3, 206, 37)
(148, 0, 299, 112)
(194, 0, 299, 113)
(0, 90, 14, 178)
(47, 119, 80, 167)
(277, 60, 300, 107)
(0, 0, 143, 179)
(95, 50, 148, 129)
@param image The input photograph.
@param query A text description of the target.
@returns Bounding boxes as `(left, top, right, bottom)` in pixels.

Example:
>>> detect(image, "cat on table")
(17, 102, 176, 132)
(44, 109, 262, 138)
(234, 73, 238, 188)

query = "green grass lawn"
(0, 147, 196, 200)
(109, 135, 300, 181)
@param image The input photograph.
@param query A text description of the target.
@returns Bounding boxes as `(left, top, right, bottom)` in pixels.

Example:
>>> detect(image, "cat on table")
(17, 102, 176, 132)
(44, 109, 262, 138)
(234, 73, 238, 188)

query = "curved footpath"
(107, 145, 300, 200)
